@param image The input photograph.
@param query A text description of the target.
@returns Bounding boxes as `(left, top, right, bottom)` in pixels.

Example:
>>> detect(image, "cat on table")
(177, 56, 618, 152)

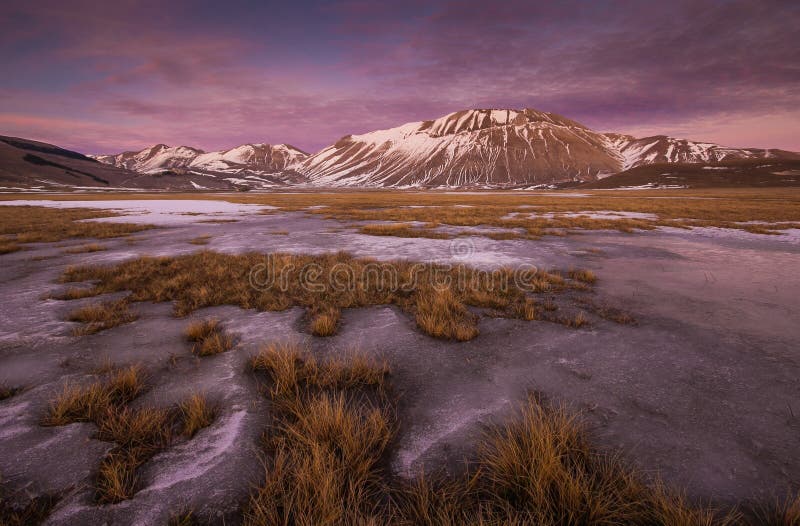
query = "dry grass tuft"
(43, 365, 145, 426)
(580, 299, 636, 325)
(93, 405, 175, 503)
(245, 343, 393, 525)
(359, 222, 451, 239)
(63, 243, 107, 254)
(751, 493, 800, 526)
(188, 235, 212, 245)
(179, 393, 216, 437)
(60, 251, 591, 341)
(67, 298, 138, 335)
(309, 307, 340, 337)
(568, 268, 598, 284)
(250, 343, 388, 396)
(50, 287, 98, 300)
(184, 318, 234, 356)
(415, 287, 479, 341)
(560, 311, 589, 328)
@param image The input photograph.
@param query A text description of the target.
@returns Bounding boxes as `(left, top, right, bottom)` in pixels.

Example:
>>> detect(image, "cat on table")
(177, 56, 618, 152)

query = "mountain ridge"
(297, 108, 799, 187)
(4, 107, 799, 190)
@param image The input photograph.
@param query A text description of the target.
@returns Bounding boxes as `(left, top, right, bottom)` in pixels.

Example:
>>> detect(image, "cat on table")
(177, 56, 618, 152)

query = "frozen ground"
(0, 200, 798, 524)
(0, 199, 272, 225)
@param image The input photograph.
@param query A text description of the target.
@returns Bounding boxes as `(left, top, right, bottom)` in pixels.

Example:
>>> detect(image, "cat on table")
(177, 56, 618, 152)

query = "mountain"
(0, 136, 293, 191)
(93, 143, 309, 187)
(603, 134, 799, 171)
(0, 135, 139, 190)
(299, 108, 800, 187)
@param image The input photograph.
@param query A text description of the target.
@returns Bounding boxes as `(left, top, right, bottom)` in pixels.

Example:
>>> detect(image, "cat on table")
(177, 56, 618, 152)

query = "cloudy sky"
(1, 0, 798, 154)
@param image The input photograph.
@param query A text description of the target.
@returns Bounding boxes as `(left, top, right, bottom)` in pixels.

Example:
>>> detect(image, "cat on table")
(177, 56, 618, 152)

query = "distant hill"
(579, 159, 800, 189)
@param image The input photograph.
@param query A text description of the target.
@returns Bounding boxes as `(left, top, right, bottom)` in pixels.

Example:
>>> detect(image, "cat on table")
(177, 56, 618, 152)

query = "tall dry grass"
(244, 343, 743, 526)
(184, 318, 234, 356)
(60, 251, 595, 340)
(67, 298, 138, 335)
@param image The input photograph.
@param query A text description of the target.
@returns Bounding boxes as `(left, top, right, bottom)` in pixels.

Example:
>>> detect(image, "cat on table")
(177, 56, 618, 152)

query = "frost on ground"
(0, 199, 271, 225)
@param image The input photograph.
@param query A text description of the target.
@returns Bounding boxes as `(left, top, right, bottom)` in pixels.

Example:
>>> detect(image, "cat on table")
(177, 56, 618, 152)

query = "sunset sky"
(1, 0, 798, 154)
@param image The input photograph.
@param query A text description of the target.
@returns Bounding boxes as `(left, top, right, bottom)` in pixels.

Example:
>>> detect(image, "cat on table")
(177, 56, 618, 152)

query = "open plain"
(0, 189, 798, 525)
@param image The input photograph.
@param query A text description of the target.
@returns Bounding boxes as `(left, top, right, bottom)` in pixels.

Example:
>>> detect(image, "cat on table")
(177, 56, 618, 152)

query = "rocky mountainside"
(299, 108, 800, 187)
(93, 143, 309, 187)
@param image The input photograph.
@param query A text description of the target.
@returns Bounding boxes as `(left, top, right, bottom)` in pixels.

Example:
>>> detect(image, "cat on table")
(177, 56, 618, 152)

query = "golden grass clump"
(179, 393, 216, 437)
(250, 343, 388, 396)
(568, 268, 597, 284)
(395, 396, 734, 525)
(93, 405, 175, 503)
(63, 243, 107, 254)
(50, 287, 98, 300)
(188, 235, 212, 245)
(415, 287, 479, 341)
(752, 493, 800, 526)
(60, 251, 596, 341)
(309, 307, 340, 337)
(43, 365, 145, 426)
(184, 318, 234, 356)
(359, 222, 452, 239)
(67, 298, 138, 335)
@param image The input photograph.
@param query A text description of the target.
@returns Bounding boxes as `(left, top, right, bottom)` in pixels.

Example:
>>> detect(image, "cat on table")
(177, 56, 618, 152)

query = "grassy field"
(0, 205, 153, 254)
(2, 189, 799, 241)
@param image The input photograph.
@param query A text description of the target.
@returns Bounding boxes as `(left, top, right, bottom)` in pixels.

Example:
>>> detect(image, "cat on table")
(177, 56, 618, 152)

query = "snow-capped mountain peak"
(94, 142, 309, 187)
(93, 108, 799, 189)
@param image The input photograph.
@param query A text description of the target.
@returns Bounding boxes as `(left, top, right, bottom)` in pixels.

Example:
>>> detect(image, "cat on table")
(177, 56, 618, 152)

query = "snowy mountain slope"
(299, 108, 799, 187)
(92, 144, 204, 174)
(94, 143, 309, 186)
(603, 134, 798, 171)
(300, 109, 621, 187)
